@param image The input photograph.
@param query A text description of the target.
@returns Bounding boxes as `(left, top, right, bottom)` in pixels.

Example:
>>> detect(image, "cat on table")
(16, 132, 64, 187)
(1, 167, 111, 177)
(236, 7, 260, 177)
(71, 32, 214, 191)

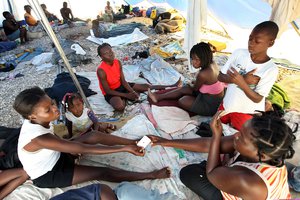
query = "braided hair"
(250, 115, 295, 167)
(62, 92, 83, 113)
(97, 43, 112, 57)
(190, 42, 213, 69)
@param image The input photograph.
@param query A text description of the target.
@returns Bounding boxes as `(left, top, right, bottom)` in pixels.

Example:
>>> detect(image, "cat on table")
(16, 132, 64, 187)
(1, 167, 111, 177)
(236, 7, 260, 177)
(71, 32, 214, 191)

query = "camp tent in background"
(1, 0, 299, 66)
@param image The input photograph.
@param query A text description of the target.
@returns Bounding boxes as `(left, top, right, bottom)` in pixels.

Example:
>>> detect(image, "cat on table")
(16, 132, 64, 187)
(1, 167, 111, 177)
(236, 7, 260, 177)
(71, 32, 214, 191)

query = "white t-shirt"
(65, 107, 93, 132)
(221, 49, 278, 114)
(18, 120, 60, 179)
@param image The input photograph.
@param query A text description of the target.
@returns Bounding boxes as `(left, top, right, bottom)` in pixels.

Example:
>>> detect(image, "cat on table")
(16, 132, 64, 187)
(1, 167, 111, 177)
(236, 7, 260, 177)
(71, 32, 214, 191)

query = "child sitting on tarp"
(62, 92, 116, 138)
(96, 43, 181, 112)
(24, 5, 44, 33)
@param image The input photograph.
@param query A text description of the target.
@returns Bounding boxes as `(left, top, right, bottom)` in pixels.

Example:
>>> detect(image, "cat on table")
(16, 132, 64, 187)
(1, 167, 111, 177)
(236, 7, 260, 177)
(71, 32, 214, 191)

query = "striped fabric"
(221, 161, 291, 200)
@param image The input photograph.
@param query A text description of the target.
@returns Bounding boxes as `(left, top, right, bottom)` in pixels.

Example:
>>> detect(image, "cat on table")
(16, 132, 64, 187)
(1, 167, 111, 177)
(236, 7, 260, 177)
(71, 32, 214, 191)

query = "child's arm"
(119, 61, 139, 100)
(227, 68, 263, 103)
(148, 134, 235, 154)
(192, 69, 210, 91)
(97, 68, 137, 100)
(87, 110, 101, 131)
(30, 134, 145, 156)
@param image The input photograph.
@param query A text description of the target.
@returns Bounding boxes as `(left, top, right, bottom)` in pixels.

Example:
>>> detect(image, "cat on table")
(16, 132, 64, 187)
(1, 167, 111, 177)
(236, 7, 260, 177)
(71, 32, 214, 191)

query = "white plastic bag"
(70, 44, 86, 55)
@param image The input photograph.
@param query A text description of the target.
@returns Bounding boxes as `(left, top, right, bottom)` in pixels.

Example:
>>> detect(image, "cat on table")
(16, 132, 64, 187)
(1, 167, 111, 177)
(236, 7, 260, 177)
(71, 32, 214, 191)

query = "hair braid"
(251, 115, 295, 166)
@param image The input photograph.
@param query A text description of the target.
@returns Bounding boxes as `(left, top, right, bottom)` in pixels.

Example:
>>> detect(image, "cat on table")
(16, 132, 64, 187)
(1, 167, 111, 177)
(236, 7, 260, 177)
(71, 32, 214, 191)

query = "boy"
(218, 21, 279, 131)
(2, 11, 27, 43)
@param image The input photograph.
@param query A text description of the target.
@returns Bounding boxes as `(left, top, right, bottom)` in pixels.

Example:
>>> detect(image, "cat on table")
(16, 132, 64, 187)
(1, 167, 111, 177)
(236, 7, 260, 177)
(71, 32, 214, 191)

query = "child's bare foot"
(148, 88, 158, 103)
(150, 167, 171, 179)
(174, 77, 183, 87)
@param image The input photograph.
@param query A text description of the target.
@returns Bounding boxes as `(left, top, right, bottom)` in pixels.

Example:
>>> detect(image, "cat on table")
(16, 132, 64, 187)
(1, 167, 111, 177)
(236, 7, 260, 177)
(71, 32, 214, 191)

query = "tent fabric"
(183, 0, 207, 73)
(266, 0, 300, 36)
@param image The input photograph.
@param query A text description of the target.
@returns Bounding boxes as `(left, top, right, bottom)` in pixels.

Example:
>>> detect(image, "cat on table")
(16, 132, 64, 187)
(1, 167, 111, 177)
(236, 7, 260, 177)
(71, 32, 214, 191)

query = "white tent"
(1, 0, 300, 66)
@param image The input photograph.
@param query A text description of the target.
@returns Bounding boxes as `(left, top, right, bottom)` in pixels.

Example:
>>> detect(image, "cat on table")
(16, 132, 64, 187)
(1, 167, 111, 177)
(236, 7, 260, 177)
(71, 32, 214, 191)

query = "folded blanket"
(151, 105, 197, 135)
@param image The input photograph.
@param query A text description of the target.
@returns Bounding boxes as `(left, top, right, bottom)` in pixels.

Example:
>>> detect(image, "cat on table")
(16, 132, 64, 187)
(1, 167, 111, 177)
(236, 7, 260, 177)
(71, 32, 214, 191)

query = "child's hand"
(126, 92, 139, 101)
(98, 123, 116, 133)
(124, 145, 145, 156)
(227, 67, 245, 86)
(210, 111, 223, 136)
(147, 135, 167, 146)
(243, 69, 260, 85)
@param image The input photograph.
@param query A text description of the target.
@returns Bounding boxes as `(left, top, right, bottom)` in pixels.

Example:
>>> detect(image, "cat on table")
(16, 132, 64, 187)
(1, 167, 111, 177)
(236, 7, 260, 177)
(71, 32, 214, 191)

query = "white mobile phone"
(137, 136, 151, 149)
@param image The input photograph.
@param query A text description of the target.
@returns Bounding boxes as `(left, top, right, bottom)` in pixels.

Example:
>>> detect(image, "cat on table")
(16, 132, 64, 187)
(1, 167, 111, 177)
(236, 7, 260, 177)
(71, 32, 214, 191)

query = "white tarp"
(86, 28, 149, 47)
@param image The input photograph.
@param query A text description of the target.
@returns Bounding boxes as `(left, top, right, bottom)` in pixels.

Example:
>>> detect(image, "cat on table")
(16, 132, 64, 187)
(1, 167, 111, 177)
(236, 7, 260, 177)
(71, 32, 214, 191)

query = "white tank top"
(65, 107, 93, 132)
(18, 120, 60, 179)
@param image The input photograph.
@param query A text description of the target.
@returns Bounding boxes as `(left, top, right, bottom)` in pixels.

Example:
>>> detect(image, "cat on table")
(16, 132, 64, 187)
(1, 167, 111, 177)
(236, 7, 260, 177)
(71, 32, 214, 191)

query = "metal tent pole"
(27, 0, 93, 111)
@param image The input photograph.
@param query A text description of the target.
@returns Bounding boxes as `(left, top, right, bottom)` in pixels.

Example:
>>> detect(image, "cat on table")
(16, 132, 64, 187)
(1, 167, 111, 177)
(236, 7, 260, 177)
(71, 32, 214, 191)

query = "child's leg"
(132, 78, 182, 93)
(72, 165, 171, 185)
(0, 168, 29, 199)
(180, 162, 222, 200)
(101, 184, 117, 200)
(50, 183, 117, 200)
(109, 96, 126, 111)
(178, 95, 196, 111)
(73, 130, 136, 146)
(148, 86, 193, 103)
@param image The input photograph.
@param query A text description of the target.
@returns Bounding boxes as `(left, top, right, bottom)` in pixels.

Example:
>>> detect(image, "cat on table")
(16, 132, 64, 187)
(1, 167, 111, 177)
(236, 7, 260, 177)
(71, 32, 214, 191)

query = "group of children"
(0, 20, 297, 199)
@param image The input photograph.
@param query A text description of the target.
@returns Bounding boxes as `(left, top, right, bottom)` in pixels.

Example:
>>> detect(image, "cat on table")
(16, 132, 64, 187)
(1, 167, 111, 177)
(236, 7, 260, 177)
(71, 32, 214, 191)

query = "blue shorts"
(50, 183, 101, 200)
(7, 29, 20, 41)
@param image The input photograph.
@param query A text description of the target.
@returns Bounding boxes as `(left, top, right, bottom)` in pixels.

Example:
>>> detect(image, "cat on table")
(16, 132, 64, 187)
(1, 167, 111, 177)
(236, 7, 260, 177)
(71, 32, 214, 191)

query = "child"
(24, 5, 43, 32)
(148, 112, 295, 200)
(218, 21, 279, 131)
(148, 42, 224, 116)
(96, 43, 181, 111)
(13, 87, 170, 189)
(62, 92, 116, 138)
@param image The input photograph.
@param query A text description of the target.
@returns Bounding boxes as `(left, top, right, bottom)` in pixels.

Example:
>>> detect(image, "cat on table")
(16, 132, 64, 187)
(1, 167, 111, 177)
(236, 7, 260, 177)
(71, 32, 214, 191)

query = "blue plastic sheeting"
(207, 0, 272, 28)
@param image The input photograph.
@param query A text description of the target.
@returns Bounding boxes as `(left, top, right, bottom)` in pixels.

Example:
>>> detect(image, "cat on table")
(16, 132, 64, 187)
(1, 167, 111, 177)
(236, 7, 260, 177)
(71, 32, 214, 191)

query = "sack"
(195, 122, 212, 137)
(0, 126, 22, 169)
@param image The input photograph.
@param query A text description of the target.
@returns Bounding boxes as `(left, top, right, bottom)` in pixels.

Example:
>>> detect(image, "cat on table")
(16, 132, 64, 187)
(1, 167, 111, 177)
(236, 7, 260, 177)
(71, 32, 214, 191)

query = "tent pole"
(291, 21, 300, 37)
(27, 0, 93, 111)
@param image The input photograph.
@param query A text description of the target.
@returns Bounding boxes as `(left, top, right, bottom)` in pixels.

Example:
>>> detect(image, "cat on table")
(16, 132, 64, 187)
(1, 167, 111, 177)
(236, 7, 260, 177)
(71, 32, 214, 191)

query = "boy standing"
(218, 21, 279, 130)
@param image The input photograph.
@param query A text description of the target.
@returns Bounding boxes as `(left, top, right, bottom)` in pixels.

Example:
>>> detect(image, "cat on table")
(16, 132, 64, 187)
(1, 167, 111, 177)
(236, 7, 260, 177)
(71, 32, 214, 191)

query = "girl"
(96, 43, 181, 112)
(148, 112, 295, 200)
(13, 87, 170, 193)
(62, 92, 116, 138)
(148, 42, 224, 116)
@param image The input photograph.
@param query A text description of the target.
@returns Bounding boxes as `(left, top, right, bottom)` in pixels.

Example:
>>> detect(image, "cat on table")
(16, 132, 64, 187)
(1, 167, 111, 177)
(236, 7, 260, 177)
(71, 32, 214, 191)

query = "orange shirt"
(97, 59, 121, 95)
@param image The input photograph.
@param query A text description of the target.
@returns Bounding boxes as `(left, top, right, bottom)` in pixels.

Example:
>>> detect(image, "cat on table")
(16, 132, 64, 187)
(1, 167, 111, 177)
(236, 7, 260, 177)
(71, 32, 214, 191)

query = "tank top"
(221, 153, 291, 200)
(65, 107, 93, 132)
(18, 120, 60, 180)
(199, 81, 224, 95)
(97, 59, 121, 95)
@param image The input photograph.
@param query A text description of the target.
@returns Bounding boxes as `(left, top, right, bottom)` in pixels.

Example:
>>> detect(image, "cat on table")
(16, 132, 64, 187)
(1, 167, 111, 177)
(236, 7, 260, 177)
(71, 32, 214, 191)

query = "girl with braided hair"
(148, 42, 224, 116)
(148, 111, 295, 200)
(62, 92, 116, 138)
